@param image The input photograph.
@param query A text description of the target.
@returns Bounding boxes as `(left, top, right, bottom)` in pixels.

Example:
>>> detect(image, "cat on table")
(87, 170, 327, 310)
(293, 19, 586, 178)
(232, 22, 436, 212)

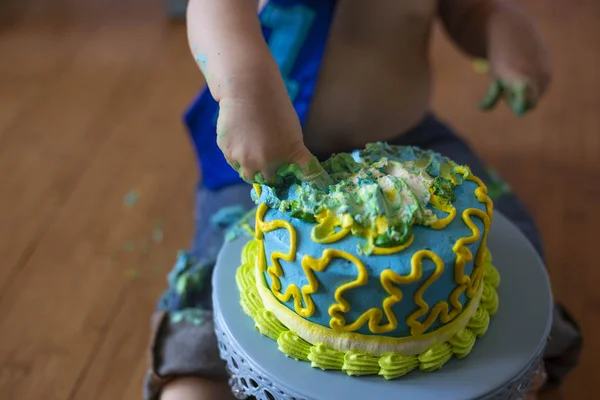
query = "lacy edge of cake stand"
(214, 307, 547, 400)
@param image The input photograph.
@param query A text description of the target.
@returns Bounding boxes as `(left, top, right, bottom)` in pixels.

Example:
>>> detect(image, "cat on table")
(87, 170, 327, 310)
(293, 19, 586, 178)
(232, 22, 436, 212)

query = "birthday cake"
(236, 143, 500, 379)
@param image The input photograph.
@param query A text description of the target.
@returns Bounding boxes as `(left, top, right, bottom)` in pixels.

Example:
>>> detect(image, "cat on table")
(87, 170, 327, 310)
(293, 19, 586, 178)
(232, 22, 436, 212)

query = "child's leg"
(389, 115, 582, 389)
(161, 377, 236, 400)
(144, 183, 254, 400)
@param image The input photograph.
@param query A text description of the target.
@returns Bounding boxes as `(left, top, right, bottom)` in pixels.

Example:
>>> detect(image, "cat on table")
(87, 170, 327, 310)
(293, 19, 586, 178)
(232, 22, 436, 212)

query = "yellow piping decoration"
(429, 192, 456, 230)
(405, 167, 492, 335)
(329, 249, 442, 333)
(253, 184, 262, 197)
(311, 209, 352, 244)
(310, 209, 416, 255)
(372, 235, 414, 255)
(309, 192, 457, 250)
(254, 164, 494, 336)
(257, 203, 319, 317)
(303, 250, 370, 329)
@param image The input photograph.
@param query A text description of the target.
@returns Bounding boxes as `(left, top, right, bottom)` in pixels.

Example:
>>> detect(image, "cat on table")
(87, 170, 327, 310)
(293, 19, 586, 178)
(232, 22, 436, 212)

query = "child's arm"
(187, 0, 331, 186)
(438, 0, 550, 115)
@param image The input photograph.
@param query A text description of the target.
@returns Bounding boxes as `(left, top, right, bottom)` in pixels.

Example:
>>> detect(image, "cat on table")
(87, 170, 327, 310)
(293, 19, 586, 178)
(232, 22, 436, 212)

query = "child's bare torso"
(301, 0, 438, 155)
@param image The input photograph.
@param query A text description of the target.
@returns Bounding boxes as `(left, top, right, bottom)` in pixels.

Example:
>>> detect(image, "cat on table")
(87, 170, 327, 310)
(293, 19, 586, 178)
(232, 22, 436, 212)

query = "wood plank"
(0, 20, 200, 400)
(0, 80, 45, 138)
(64, 26, 202, 400)
(70, 179, 196, 400)
(0, 21, 164, 291)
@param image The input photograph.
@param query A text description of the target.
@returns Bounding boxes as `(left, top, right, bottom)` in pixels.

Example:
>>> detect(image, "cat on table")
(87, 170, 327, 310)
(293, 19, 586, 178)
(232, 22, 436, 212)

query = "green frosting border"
(236, 241, 500, 379)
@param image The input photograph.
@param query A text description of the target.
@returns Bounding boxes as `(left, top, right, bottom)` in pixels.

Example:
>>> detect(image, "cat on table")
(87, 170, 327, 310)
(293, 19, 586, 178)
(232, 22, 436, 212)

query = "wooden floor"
(0, 0, 597, 399)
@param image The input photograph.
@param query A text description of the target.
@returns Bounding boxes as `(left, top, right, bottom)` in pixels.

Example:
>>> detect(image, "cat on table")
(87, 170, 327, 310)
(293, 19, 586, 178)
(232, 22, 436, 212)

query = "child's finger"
(299, 156, 334, 190)
(226, 159, 242, 174)
(286, 145, 334, 190)
(231, 164, 254, 184)
(478, 80, 504, 111)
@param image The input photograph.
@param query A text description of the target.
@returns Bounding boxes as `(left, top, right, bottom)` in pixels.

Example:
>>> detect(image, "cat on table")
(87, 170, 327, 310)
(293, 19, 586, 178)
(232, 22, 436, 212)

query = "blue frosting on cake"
(252, 144, 490, 338)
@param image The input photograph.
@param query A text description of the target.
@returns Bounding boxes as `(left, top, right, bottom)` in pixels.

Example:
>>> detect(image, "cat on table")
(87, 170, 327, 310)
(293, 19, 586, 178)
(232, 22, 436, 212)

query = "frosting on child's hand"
(276, 157, 334, 190)
(479, 78, 533, 117)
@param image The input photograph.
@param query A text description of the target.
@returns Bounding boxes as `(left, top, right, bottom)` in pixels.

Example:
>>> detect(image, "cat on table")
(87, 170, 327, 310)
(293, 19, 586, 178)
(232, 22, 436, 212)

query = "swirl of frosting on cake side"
(277, 331, 311, 361)
(448, 328, 477, 358)
(342, 350, 381, 376)
(308, 343, 345, 370)
(378, 353, 420, 379)
(467, 306, 490, 337)
(418, 342, 454, 372)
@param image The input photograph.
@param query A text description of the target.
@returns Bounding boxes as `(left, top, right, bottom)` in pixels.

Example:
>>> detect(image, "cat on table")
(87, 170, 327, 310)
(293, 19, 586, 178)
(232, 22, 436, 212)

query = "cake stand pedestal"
(212, 211, 553, 400)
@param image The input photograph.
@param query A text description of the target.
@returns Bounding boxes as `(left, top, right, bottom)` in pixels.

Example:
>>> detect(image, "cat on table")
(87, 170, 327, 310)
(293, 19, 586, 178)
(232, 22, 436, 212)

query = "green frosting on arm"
(479, 79, 504, 110)
(418, 342, 453, 372)
(276, 157, 334, 190)
(449, 328, 477, 359)
(467, 306, 490, 337)
(276, 162, 303, 178)
(481, 284, 499, 316)
(254, 309, 287, 341)
(253, 172, 267, 185)
(479, 79, 534, 116)
(342, 350, 380, 376)
(308, 343, 344, 370)
(377, 353, 420, 380)
(277, 331, 311, 361)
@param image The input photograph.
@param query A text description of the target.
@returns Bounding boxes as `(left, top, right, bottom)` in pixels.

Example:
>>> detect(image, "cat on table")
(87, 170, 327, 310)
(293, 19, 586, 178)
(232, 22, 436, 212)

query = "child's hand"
(216, 91, 331, 188)
(479, 79, 535, 116)
(479, 6, 550, 116)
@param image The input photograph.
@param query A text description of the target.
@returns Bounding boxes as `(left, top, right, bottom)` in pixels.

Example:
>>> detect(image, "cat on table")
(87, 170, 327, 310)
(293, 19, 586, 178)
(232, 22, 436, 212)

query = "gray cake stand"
(212, 211, 553, 400)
